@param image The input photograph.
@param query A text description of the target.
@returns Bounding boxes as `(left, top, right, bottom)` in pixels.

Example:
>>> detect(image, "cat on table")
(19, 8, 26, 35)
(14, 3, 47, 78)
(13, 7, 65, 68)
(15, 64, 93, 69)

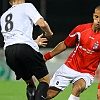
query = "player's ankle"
(68, 94, 80, 100)
(26, 84, 36, 100)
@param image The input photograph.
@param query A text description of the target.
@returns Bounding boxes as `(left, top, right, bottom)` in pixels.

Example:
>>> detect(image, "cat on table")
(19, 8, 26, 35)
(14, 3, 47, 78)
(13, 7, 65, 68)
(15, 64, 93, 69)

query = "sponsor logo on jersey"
(93, 43, 99, 50)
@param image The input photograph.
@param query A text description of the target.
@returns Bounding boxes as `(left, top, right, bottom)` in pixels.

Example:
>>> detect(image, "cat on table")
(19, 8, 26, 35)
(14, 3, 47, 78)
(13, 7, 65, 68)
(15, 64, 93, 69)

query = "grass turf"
(0, 80, 98, 100)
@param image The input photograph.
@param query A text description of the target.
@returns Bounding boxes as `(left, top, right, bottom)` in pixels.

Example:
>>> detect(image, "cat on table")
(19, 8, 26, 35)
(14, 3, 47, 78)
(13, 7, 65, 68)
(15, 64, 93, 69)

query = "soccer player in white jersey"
(0, 0, 53, 100)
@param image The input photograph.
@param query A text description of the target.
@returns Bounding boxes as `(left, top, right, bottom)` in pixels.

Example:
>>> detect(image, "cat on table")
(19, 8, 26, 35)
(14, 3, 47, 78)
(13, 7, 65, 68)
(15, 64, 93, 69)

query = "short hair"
(9, 0, 20, 2)
(95, 5, 100, 10)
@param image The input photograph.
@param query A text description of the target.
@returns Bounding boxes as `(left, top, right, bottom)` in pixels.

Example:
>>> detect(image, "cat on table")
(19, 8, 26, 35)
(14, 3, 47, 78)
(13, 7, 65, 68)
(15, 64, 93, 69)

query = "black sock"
(35, 82, 49, 100)
(26, 84, 36, 100)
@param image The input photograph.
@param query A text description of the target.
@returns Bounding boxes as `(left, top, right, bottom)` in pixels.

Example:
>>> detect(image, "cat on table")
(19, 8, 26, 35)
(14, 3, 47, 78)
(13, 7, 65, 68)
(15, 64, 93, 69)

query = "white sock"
(68, 94, 80, 100)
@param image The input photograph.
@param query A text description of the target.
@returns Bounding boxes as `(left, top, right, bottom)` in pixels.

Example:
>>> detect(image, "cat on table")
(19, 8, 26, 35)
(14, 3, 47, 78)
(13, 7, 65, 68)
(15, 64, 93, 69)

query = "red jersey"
(64, 23, 100, 76)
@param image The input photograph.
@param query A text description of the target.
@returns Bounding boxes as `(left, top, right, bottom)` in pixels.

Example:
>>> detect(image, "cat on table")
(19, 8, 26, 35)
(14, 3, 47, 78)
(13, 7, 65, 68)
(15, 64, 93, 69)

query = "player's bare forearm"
(50, 41, 67, 57)
(36, 18, 53, 38)
(41, 24, 53, 38)
(43, 41, 67, 61)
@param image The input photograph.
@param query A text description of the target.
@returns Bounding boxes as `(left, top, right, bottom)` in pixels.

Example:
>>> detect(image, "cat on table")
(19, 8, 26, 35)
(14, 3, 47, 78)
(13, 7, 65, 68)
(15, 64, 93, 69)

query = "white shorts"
(50, 64, 94, 91)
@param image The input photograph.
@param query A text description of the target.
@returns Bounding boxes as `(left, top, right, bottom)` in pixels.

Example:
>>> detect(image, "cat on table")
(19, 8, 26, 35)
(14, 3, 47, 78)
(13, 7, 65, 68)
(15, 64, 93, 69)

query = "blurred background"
(0, 0, 100, 80)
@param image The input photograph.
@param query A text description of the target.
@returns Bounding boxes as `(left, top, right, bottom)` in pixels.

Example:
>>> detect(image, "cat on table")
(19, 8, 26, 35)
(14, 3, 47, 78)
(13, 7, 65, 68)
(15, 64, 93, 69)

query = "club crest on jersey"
(93, 42, 99, 50)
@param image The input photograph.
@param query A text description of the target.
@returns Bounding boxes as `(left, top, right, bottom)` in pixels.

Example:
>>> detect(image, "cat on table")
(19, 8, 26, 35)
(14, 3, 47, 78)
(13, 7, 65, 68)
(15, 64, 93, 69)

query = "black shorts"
(5, 44, 49, 80)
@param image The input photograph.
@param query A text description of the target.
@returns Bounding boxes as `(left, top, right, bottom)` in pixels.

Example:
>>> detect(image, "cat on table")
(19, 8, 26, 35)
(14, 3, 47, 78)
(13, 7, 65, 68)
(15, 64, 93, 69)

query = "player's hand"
(43, 55, 47, 62)
(97, 89, 100, 100)
(34, 33, 48, 47)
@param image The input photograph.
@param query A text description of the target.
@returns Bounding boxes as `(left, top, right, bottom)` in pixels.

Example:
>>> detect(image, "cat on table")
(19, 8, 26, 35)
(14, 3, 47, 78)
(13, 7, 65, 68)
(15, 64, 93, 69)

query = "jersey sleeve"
(64, 25, 80, 47)
(25, 3, 43, 26)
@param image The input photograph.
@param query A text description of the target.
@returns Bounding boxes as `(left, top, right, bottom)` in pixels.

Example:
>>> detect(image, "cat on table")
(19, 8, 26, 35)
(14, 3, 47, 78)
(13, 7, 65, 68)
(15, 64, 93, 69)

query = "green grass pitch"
(0, 80, 98, 100)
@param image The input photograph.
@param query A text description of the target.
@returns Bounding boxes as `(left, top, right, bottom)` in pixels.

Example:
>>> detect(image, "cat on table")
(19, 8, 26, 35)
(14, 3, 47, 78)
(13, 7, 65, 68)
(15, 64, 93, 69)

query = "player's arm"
(36, 18, 53, 38)
(43, 41, 68, 61)
(34, 33, 48, 47)
(25, 3, 53, 38)
(43, 27, 78, 61)
(97, 83, 100, 100)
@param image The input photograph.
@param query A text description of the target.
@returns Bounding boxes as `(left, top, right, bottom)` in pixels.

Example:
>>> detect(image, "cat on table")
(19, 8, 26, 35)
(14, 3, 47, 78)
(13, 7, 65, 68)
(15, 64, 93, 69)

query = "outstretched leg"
(35, 74, 50, 100)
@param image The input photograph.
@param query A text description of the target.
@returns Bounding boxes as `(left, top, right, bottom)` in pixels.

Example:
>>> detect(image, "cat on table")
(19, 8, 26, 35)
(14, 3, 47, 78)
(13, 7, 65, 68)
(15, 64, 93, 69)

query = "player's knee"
(72, 84, 86, 96)
(39, 74, 50, 84)
(73, 79, 86, 95)
(78, 81, 86, 92)
(77, 84, 85, 93)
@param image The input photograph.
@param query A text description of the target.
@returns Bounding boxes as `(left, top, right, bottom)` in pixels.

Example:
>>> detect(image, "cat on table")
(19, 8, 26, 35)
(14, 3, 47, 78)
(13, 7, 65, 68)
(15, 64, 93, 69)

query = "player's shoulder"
(77, 23, 92, 28)
(22, 3, 36, 10)
(73, 23, 92, 32)
(23, 3, 34, 7)
(0, 8, 10, 19)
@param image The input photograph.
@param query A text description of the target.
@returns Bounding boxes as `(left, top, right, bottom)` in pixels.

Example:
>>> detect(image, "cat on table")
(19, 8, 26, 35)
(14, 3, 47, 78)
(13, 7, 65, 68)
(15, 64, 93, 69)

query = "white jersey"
(0, 3, 43, 52)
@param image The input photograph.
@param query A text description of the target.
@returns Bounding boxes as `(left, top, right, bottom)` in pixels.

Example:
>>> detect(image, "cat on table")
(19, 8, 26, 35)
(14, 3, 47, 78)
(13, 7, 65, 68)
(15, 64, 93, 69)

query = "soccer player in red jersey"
(44, 5, 100, 100)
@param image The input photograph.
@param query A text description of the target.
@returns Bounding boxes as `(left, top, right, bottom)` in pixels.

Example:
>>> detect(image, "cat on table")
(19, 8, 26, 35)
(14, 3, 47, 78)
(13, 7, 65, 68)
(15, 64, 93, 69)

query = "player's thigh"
(46, 65, 72, 99)
(5, 44, 29, 80)
(49, 64, 74, 90)
(29, 49, 50, 81)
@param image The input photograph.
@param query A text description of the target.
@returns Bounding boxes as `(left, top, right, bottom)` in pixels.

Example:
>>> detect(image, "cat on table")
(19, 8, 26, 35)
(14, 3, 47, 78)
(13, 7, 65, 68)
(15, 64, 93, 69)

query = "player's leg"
(68, 78, 85, 100)
(45, 73, 62, 99)
(46, 86, 61, 100)
(34, 74, 50, 100)
(25, 76, 36, 100)
(27, 49, 51, 100)
(46, 64, 71, 99)
(5, 44, 37, 100)
(68, 74, 94, 100)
